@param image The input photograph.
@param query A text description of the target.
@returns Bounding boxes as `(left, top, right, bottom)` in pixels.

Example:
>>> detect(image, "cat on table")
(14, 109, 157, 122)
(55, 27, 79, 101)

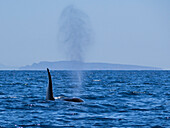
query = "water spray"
(58, 5, 92, 96)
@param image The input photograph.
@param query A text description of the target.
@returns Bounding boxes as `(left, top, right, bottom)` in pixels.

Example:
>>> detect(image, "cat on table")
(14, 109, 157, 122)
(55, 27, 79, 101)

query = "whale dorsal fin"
(46, 68, 55, 100)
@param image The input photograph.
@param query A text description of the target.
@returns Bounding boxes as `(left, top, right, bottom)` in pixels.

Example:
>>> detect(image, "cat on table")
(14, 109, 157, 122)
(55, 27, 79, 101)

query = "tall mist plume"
(58, 5, 93, 95)
(58, 5, 92, 63)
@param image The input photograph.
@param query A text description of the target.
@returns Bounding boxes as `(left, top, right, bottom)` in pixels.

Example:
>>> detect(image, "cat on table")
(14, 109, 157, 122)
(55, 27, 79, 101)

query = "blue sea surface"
(0, 70, 169, 128)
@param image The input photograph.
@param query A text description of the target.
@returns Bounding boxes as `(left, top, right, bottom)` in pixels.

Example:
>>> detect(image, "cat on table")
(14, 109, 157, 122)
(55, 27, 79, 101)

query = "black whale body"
(46, 68, 83, 102)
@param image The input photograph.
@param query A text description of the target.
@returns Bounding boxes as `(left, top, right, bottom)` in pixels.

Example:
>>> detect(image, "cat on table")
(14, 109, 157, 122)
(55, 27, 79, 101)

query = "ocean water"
(0, 70, 169, 128)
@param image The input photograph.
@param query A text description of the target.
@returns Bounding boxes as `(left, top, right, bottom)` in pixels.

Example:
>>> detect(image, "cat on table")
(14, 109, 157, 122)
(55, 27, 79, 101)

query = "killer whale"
(46, 68, 83, 102)
(46, 68, 55, 100)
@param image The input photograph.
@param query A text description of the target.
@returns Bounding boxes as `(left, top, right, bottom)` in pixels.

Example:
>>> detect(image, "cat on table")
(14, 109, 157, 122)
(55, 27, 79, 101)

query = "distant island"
(0, 64, 17, 70)
(19, 61, 161, 70)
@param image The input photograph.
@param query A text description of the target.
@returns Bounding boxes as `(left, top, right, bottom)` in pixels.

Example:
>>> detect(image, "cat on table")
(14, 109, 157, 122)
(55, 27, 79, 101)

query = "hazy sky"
(0, 0, 170, 69)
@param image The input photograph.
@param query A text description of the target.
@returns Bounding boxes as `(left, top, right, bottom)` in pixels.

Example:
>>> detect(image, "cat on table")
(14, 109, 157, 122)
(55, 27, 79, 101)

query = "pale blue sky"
(0, 0, 170, 69)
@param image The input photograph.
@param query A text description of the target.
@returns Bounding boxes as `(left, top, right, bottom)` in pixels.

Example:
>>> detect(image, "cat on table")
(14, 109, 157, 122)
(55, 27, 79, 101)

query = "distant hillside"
(0, 64, 16, 70)
(19, 61, 161, 70)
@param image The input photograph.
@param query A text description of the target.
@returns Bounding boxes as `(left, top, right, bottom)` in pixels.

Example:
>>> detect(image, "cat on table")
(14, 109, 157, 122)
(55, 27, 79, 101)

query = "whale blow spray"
(58, 5, 93, 95)
(58, 5, 92, 63)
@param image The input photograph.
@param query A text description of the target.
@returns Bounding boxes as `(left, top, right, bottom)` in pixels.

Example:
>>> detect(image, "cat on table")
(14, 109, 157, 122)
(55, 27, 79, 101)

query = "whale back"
(63, 98, 84, 102)
(46, 68, 55, 100)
